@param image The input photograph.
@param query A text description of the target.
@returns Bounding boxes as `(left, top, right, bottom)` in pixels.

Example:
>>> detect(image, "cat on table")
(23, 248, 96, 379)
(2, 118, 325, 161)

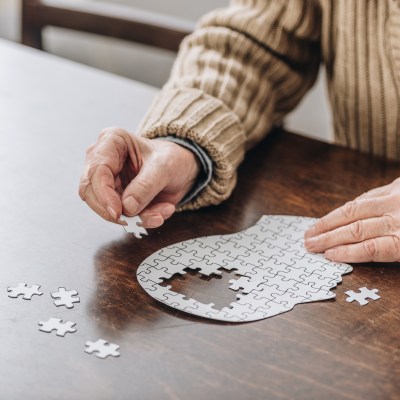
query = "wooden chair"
(21, 0, 193, 52)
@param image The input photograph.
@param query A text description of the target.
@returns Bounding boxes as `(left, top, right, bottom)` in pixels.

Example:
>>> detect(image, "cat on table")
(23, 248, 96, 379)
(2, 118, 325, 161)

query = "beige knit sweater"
(138, 0, 400, 210)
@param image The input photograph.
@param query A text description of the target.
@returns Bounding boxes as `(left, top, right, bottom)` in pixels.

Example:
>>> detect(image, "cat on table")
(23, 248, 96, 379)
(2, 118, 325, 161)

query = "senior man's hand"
(304, 178, 400, 263)
(79, 127, 200, 228)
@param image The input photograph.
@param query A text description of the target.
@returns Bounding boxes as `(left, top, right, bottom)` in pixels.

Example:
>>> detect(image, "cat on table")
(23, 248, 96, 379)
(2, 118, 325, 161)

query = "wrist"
(151, 136, 213, 206)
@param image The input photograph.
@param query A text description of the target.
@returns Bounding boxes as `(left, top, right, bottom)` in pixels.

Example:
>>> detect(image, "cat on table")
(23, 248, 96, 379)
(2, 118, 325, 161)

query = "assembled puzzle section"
(137, 215, 353, 322)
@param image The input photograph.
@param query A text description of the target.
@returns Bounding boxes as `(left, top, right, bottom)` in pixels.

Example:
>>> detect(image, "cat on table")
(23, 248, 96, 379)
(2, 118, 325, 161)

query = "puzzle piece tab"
(85, 339, 120, 359)
(345, 287, 380, 306)
(51, 287, 80, 309)
(7, 283, 43, 300)
(121, 215, 147, 239)
(38, 318, 77, 337)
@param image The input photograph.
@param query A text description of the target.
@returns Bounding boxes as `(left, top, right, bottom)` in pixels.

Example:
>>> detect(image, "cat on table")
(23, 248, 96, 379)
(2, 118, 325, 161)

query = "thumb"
(121, 163, 166, 216)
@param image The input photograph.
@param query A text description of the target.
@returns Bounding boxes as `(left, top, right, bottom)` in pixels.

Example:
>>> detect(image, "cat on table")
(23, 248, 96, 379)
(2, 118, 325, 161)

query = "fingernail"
(304, 236, 317, 251)
(162, 204, 175, 218)
(325, 249, 336, 259)
(304, 225, 316, 239)
(147, 215, 164, 228)
(107, 205, 117, 220)
(123, 196, 140, 214)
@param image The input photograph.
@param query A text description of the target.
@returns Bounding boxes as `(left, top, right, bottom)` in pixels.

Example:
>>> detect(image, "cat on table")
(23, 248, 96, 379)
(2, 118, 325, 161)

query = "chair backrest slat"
(22, 0, 193, 52)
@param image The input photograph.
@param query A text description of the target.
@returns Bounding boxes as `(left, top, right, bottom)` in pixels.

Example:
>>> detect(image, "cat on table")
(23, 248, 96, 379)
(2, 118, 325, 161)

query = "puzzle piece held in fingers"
(121, 215, 147, 239)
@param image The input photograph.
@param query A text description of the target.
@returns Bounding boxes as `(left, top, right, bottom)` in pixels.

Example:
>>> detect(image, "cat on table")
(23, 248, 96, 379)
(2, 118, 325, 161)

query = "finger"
(79, 183, 124, 225)
(139, 213, 164, 229)
(304, 216, 394, 253)
(141, 202, 176, 220)
(355, 184, 391, 200)
(80, 164, 122, 222)
(82, 128, 142, 219)
(135, 203, 175, 229)
(324, 236, 400, 263)
(90, 164, 123, 219)
(121, 163, 167, 217)
(304, 198, 387, 239)
(87, 130, 128, 176)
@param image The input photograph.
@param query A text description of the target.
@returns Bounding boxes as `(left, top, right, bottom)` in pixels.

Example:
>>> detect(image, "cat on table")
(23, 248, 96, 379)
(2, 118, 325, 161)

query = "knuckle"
(342, 201, 357, 219)
(385, 192, 399, 206)
(382, 214, 398, 233)
(348, 220, 364, 241)
(391, 236, 400, 255)
(78, 175, 90, 201)
(100, 127, 128, 139)
(85, 143, 96, 157)
(362, 239, 379, 259)
(86, 163, 98, 180)
(317, 231, 330, 248)
(342, 245, 350, 257)
(98, 128, 117, 142)
(315, 217, 328, 233)
(135, 177, 153, 196)
(78, 183, 87, 201)
(357, 192, 368, 199)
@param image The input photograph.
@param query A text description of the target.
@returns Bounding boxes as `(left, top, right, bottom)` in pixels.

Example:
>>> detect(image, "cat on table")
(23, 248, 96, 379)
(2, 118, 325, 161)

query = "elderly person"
(79, 0, 400, 263)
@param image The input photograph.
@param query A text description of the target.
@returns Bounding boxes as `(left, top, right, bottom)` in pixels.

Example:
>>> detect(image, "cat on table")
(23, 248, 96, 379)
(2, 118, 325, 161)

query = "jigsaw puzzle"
(137, 215, 353, 322)
(85, 339, 120, 359)
(51, 287, 80, 309)
(38, 318, 77, 337)
(120, 215, 147, 239)
(7, 283, 43, 300)
(345, 287, 380, 306)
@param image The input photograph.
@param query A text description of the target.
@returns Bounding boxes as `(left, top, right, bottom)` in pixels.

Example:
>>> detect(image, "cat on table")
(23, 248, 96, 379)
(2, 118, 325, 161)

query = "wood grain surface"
(1, 40, 399, 400)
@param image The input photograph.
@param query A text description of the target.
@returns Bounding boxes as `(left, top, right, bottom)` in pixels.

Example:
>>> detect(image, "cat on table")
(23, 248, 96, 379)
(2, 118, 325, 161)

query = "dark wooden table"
(1, 40, 399, 400)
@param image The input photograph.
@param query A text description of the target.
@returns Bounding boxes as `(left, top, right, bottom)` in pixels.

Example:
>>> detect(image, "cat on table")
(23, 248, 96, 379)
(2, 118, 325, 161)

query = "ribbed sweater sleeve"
(137, 0, 322, 210)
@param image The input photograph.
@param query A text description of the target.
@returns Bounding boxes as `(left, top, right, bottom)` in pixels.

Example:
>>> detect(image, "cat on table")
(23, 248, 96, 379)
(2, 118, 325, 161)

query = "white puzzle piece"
(38, 318, 77, 337)
(51, 287, 80, 309)
(7, 283, 43, 300)
(85, 339, 120, 359)
(121, 215, 148, 239)
(345, 287, 380, 306)
(137, 215, 353, 322)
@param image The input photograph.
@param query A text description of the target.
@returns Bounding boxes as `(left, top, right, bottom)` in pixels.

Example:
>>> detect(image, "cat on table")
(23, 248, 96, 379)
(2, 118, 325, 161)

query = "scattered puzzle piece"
(137, 215, 353, 322)
(345, 287, 380, 306)
(51, 287, 80, 309)
(120, 215, 147, 239)
(7, 283, 43, 300)
(85, 339, 120, 359)
(38, 318, 77, 337)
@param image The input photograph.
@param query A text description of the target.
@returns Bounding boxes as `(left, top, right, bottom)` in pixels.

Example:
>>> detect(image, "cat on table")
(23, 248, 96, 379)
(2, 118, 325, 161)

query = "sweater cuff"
(137, 88, 246, 210)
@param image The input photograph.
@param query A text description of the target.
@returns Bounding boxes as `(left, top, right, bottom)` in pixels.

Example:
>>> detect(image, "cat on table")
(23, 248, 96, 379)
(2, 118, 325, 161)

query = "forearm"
(138, 0, 322, 209)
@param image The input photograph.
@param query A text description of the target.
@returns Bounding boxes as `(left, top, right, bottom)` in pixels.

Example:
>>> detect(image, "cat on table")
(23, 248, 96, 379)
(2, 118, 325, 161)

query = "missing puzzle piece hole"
(160, 267, 241, 310)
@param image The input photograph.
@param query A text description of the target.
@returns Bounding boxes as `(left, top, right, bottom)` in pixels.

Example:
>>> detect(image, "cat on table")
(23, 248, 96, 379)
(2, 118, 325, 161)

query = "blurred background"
(0, 0, 332, 141)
